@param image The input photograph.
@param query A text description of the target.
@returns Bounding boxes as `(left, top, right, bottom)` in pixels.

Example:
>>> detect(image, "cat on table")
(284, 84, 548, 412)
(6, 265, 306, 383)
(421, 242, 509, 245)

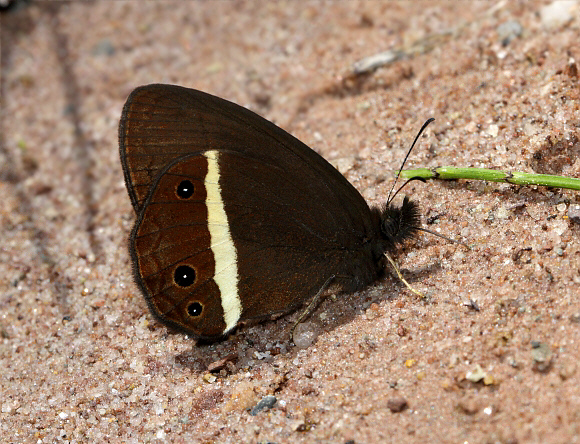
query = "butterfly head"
(378, 118, 434, 253)
(379, 195, 421, 251)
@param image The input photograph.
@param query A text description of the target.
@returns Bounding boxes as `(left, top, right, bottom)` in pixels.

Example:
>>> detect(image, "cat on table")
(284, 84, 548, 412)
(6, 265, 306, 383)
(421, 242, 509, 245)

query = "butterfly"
(119, 84, 423, 340)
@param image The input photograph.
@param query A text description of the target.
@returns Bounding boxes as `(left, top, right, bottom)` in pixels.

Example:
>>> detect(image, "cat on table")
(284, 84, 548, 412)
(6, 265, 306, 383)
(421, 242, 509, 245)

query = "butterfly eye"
(174, 265, 196, 287)
(187, 302, 203, 317)
(176, 180, 194, 199)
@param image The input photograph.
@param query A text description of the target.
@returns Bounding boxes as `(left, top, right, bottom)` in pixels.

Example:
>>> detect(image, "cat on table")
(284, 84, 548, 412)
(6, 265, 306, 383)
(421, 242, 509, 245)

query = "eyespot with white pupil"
(176, 180, 194, 199)
(187, 302, 203, 317)
(174, 265, 196, 287)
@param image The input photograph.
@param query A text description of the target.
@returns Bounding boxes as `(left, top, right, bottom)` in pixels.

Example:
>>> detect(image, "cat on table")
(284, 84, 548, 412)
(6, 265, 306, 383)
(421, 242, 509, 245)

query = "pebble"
(531, 341, 551, 362)
(332, 157, 356, 175)
(495, 205, 510, 220)
(387, 397, 408, 413)
(463, 299, 480, 312)
(497, 20, 523, 46)
(250, 395, 277, 416)
(487, 124, 499, 137)
(92, 39, 116, 56)
(457, 397, 480, 415)
(466, 364, 486, 383)
(293, 322, 319, 349)
(202, 373, 217, 383)
(352, 50, 400, 74)
(540, 1, 577, 29)
(532, 341, 553, 373)
(559, 361, 577, 380)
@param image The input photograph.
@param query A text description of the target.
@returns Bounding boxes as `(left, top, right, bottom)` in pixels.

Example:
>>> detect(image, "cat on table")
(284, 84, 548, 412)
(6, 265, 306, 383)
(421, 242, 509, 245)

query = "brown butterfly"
(119, 84, 420, 340)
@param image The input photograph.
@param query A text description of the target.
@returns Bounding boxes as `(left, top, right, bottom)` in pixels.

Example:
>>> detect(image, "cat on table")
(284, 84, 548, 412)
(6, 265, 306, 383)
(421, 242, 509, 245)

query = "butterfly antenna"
(386, 118, 435, 206)
(388, 176, 427, 205)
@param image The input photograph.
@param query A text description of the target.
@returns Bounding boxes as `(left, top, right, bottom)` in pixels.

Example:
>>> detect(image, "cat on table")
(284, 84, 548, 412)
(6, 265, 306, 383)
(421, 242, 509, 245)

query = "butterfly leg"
(291, 274, 337, 337)
(384, 252, 425, 298)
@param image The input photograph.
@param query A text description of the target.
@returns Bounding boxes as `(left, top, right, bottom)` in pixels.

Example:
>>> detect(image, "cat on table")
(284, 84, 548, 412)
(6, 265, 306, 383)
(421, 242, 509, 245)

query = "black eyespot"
(187, 302, 203, 317)
(176, 180, 194, 199)
(174, 265, 196, 287)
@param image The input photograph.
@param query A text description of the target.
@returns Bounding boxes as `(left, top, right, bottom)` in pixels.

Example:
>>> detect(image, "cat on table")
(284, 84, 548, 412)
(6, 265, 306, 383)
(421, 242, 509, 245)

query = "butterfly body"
(120, 84, 419, 340)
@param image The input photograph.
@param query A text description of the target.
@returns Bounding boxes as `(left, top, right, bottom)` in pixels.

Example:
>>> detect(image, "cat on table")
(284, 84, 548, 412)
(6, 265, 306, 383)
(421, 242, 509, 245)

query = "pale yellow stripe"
(204, 151, 241, 334)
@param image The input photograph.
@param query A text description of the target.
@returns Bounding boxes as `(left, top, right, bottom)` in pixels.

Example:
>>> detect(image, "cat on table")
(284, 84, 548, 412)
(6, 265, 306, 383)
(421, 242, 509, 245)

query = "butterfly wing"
(120, 84, 381, 339)
(119, 84, 370, 220)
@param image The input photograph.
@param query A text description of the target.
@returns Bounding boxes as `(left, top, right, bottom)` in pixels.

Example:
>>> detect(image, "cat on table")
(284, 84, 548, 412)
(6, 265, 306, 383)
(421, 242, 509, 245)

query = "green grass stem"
(400, 167, 580, 191)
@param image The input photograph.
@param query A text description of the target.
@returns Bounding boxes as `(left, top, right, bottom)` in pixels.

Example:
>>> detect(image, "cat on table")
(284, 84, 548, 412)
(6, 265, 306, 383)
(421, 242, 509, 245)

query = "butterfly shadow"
(171, 258, 444, 377)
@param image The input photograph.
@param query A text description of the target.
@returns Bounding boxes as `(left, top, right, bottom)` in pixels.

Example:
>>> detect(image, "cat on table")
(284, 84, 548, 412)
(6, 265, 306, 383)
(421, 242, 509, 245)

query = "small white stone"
(496, 206, 510, 220)
(487, 124, 499, 137)
(541, 1, 577, 29)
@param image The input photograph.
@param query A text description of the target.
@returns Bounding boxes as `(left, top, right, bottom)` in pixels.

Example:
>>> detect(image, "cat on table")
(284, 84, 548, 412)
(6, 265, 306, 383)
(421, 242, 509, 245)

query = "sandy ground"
(1, 1, 579, 443)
